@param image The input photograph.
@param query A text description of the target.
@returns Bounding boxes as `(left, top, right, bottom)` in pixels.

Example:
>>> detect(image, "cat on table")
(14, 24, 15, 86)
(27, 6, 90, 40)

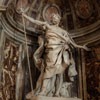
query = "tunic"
(43, 30, 77, 79)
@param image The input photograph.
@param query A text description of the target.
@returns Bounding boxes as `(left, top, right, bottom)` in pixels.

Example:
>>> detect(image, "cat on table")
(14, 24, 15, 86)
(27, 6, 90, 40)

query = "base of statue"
(26, 94, 81, 100)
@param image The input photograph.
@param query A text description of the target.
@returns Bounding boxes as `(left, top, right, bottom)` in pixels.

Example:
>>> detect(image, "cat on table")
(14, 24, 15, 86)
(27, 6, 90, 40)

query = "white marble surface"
(37, 96, 81, 100)
(26, 95, 81, 100)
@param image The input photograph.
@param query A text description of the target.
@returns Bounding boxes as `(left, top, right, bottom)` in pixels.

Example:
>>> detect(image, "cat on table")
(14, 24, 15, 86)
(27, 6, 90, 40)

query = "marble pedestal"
(33, 96, 81, 100)
(26, 95, 81, 100)
(26, 91, 81, 100)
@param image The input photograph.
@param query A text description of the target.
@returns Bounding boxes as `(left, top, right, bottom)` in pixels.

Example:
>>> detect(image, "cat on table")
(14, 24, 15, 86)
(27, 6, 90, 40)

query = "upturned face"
(51, 14, 61, 25)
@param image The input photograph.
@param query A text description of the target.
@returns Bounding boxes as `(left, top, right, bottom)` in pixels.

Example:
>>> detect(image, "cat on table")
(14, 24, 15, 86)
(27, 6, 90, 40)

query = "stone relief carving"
(75, 0, 93, 19)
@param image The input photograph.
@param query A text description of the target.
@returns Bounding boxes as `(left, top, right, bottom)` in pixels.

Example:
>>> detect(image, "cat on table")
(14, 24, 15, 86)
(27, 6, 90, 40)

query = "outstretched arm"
(65, 31, 89, 50)
(22, 13, 50, 28)
(70, 39, 89, 50)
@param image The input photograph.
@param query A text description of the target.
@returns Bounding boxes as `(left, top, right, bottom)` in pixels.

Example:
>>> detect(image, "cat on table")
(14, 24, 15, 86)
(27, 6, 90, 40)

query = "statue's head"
(51, 13, 61, 25)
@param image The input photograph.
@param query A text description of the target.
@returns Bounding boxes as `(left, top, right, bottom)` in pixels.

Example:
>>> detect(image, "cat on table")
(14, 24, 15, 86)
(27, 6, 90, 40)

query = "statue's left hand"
(82, 45, 90, 51)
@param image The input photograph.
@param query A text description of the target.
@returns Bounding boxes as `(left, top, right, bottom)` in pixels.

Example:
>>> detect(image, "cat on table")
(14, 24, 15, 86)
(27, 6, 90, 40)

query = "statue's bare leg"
(34, 72, 44, 95)
(39, 78, 50, 96)
(47, 75, 56, 95)
(55, 73, 63, 97)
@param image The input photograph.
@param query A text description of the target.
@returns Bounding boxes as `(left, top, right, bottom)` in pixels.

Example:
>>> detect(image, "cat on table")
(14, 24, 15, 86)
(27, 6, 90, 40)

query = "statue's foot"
(38, 91, 46, 96)
(54, 93, 60, 97)
(34, 88, 41, 96)
(26, 91, 34, 99)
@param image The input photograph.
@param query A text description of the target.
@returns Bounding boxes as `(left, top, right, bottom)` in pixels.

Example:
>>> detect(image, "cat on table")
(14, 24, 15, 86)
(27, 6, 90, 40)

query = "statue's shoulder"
(49, 26, 64, 32)
(46, 26, 68, 38)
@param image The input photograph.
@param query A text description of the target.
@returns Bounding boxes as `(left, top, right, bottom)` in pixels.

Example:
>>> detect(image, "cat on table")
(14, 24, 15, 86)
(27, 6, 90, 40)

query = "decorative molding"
(1, 13, 38, 45)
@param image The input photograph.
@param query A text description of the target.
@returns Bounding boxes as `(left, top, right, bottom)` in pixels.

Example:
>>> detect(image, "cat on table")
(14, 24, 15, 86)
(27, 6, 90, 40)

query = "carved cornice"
(70, 21, 100, 38)
(74, 28, 100, 46)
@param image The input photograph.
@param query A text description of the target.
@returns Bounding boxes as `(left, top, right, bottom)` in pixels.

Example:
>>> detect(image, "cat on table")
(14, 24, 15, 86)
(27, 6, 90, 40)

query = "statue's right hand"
(38, 36, 44, 45)
(37, 59, 44, 71)
(16, 7, 24, 14)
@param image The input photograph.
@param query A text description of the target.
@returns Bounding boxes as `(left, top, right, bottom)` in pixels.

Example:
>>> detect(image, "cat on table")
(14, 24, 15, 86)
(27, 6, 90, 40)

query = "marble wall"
(85, 45, 100, 100)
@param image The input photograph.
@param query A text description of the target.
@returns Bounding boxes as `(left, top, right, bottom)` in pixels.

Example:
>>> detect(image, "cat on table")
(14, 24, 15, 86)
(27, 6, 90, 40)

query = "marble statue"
(22, 12, 88, 100)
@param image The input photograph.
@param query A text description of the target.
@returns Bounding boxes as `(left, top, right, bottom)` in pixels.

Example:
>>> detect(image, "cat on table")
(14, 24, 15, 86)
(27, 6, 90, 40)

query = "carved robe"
(34, 29, 77, 79)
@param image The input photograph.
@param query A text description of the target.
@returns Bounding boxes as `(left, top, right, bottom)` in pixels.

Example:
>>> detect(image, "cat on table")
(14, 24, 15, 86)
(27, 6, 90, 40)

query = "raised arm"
(22, 13, 50, 28)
